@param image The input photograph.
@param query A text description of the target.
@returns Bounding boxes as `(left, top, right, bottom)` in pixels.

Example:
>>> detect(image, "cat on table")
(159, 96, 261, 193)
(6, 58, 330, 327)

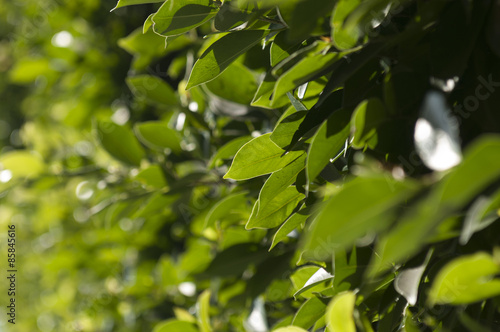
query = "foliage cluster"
(1, 0, 500, 331)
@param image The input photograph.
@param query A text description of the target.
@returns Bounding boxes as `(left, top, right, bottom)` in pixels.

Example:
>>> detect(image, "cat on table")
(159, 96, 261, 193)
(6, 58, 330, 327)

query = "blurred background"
(0, 1, 188, 331)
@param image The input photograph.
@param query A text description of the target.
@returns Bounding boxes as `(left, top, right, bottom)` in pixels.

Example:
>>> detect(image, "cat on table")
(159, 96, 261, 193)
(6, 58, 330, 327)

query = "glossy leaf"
(224, 133, 304, 180)
(112, 0, 164, 11)
(293, 267, 333, 299)
(205, 62, 257, 105)
(247, 186, 304, 229)
(331, 0, 362, 50)
(272, 52, 343, 106)
(258, 154, 306, 214)
(186, 30, 268, 89)
(271, 206, 311, 250)
(270, 31, 302, 67)
(152, 0, 218, 37)
(292, 296, 327, 330)
(351, 98, 387, 149)
(307, 108, 351, 184)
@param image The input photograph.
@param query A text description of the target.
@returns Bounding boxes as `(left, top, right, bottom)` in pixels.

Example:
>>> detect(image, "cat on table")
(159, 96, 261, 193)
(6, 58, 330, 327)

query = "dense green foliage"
(1, 0, 500, 331)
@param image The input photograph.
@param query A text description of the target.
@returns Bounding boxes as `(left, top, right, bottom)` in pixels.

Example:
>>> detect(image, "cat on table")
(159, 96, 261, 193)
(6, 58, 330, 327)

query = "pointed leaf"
(307, 108, 351, 183)
(152, 0, 218, 37)
(292, 296, 327, 330)
(196, 290, 212, 332)
(224, 133, 305, 180)
(271, 206, 311, 250)
(247, 186, 304, 229)
(294, 267, 333, 299)
(112, 0, 164, 11)
(187, 30, 268, 89)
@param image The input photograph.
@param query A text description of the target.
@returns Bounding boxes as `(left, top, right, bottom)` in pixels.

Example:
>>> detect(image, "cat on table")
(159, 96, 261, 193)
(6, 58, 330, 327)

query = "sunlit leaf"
(187, 30, 268, 89)
(326, 291, 356, 332)
(153, 319, 199, 332)
(112, 0, 164, 11)
(247, 186, 304, 229)
(428, 252, 500, 305)
(152, 0, 218, 37)
(224, 133, 304, 180)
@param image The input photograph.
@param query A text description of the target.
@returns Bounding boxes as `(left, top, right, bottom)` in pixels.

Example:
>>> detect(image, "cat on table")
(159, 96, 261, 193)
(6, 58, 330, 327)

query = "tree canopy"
(1, 0, 500, 331)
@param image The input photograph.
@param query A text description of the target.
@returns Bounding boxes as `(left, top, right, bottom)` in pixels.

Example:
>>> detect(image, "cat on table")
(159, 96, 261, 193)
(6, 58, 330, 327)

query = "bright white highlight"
(52, 31, 73, 48)
(415, 91, 462, 171)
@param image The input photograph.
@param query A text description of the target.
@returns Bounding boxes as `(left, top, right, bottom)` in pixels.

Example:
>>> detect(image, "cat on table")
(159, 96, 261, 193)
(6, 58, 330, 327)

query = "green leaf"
(271, 206, 311, 250)
(153, 319, 199, 332)
(187, 30, 268, 89)
(270, 31, 302, 67)
(270, 111, 307, 149)
(200, 243, 268, 278)
(351, 98, 387, 149)
(95, 121, 146, 166)
(274, 326, 308, 332)
(134, 165, 168, 189)
(247, 186, 304, 229)
(326, 291, 356, 332)
(292, 296, 327, 330)
(134, 121, 182, 153)
(440, 135, 500, 209)
(0, 150, 46, 180)
(196, 290, 212, 332)
(285, 0, 335, 43)
(307, 108, 351, 184)
(428, 252, 500, 305)
(214, 1, 253, 31)
(152, 0, 218, 37)
(293, 267, 333, 299)
(126, 75, 177, 106)
(258, 154, 306, 214)
(112, 0, 164, 11)
(272, 51, 344, 106)
(303, 176, 419, 260)
(204, 191, 249, 228)
(460, 189, 500, 245)
(143, 13, 154, 33)
(208, 136, 252, 168)
(331, 0, 362, 50)
(251, 71, 291, 109)
(118, 28, 167, 57)
(205, 62, 258, 105)
(224, 133, 304, 180)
